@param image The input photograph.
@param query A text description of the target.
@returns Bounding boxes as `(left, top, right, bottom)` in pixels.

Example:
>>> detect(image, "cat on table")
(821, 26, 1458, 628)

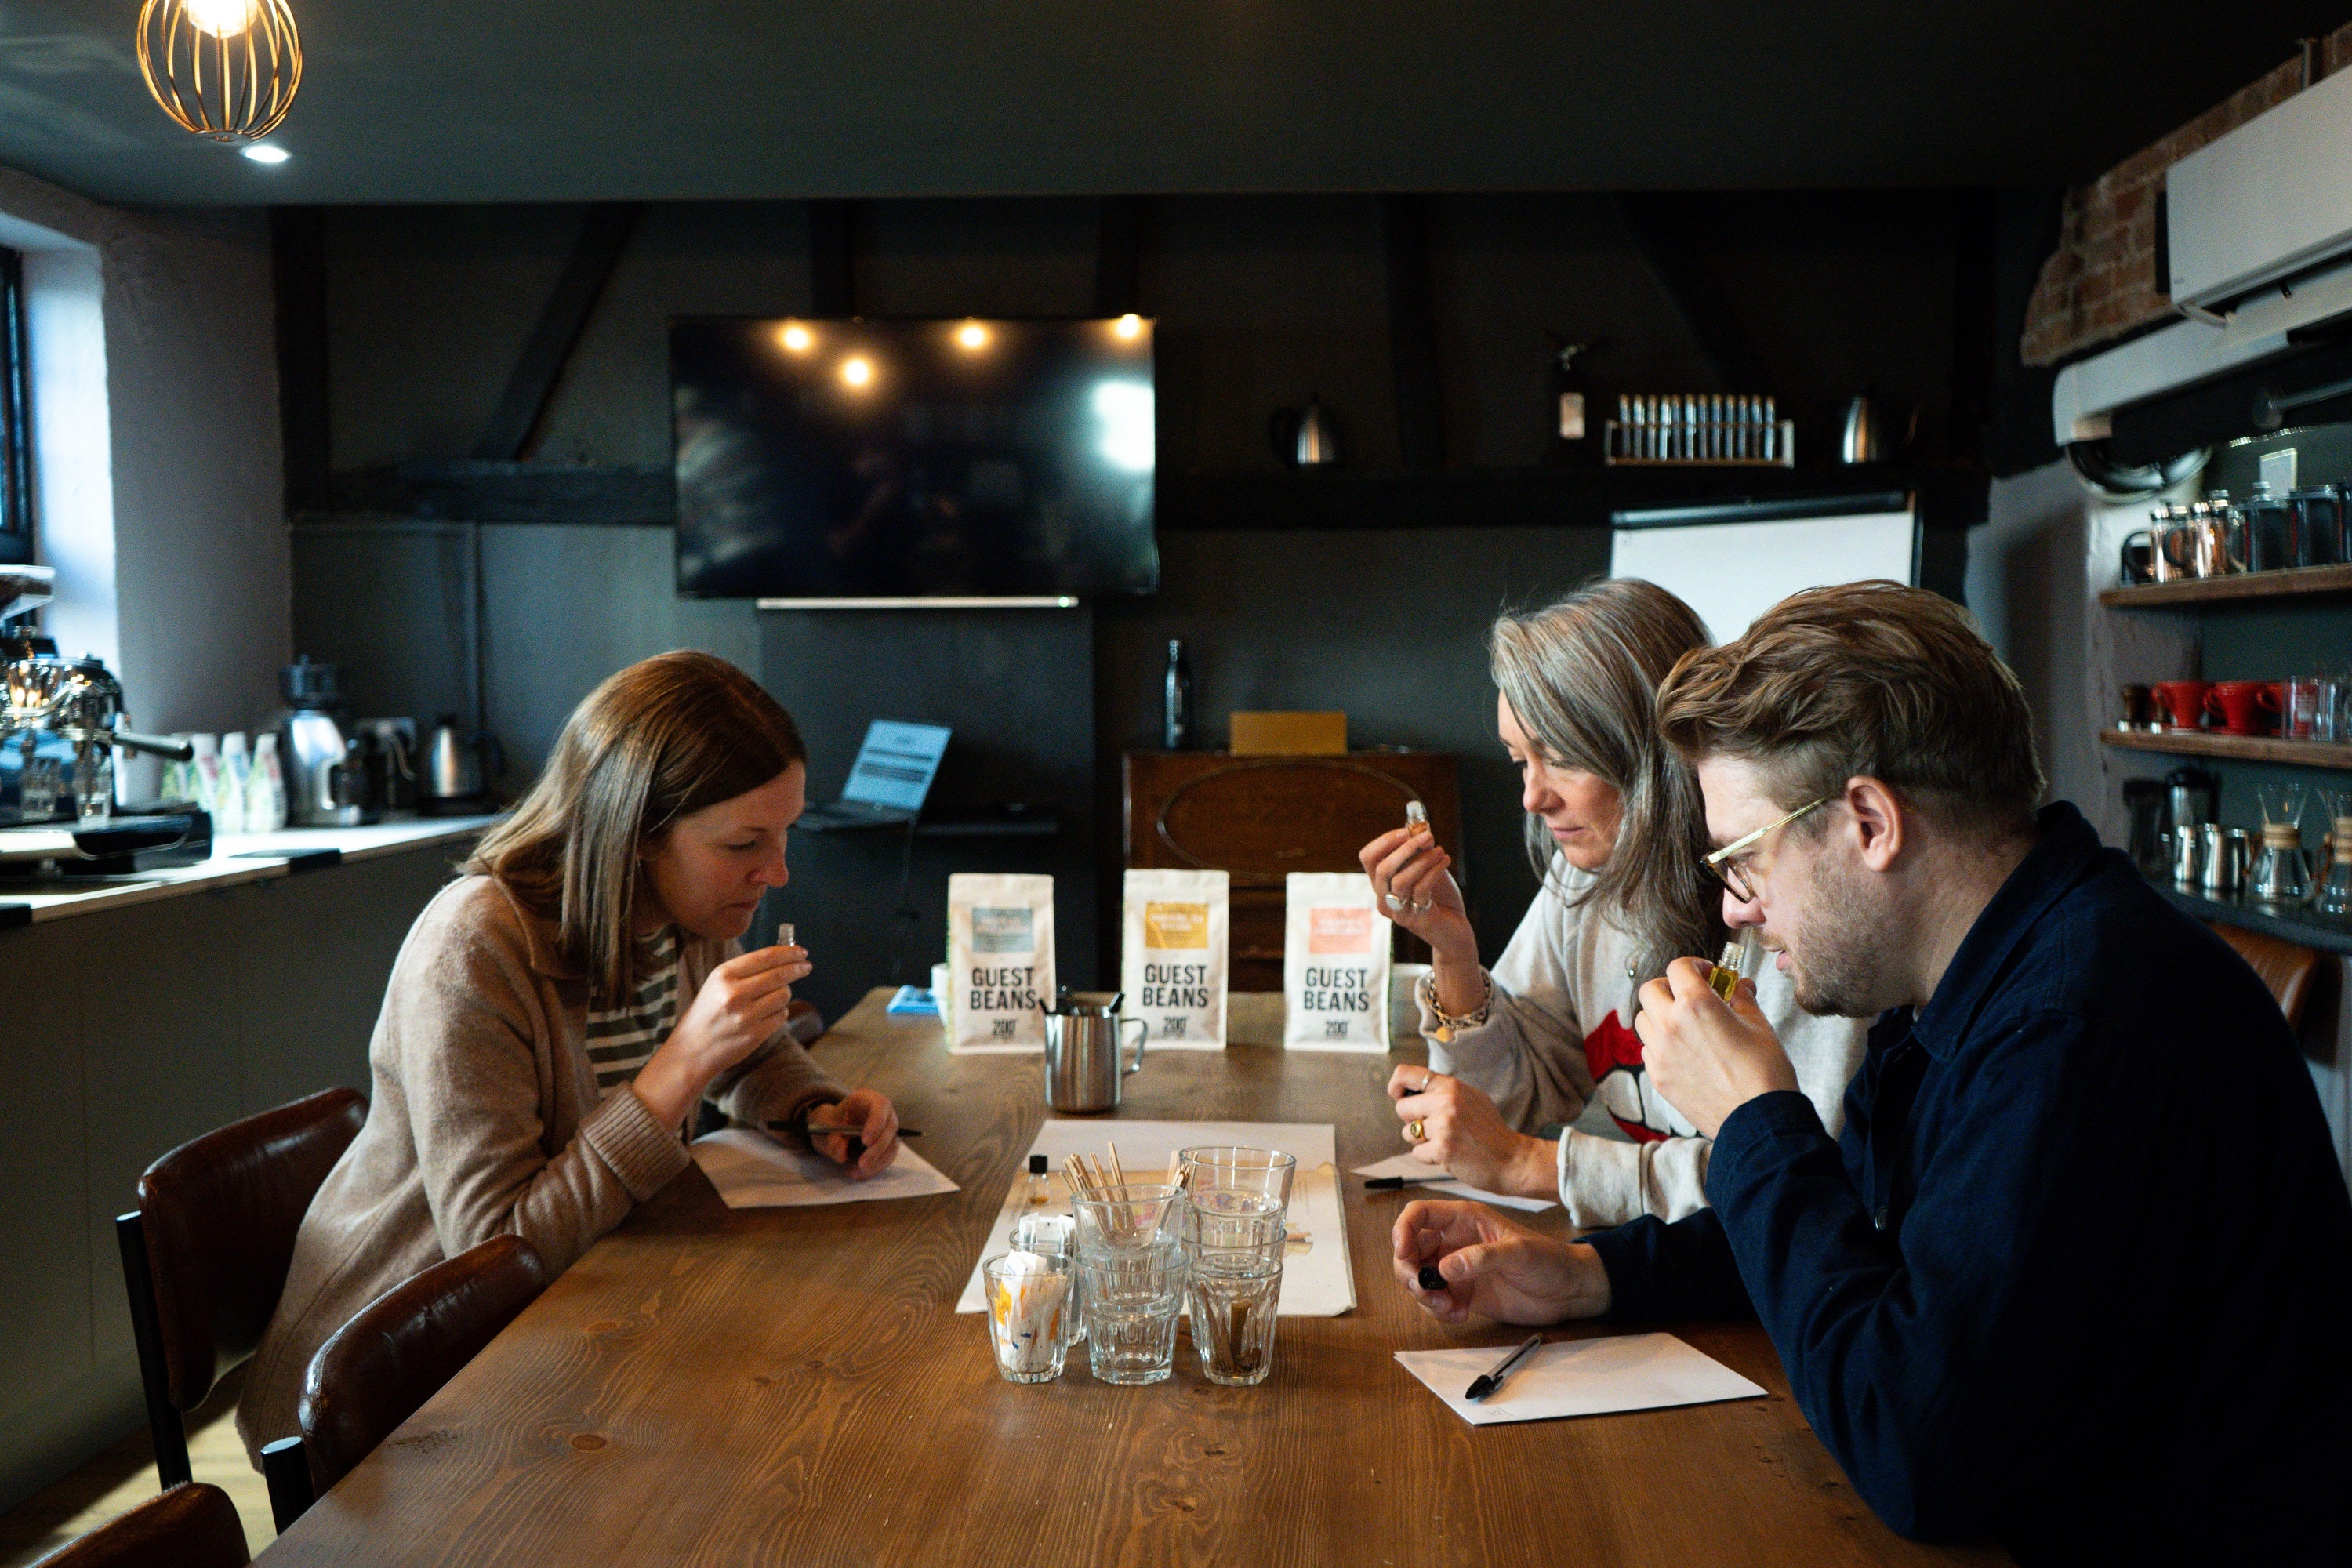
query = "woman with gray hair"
(1359, 579, 1865, 1226)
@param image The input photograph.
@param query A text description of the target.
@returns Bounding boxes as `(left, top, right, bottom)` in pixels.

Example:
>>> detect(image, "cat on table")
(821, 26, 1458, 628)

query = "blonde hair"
(468, 651, 805, 1006)
(1490, 579, 1724, 988)
(1656, 581, 2044, 837)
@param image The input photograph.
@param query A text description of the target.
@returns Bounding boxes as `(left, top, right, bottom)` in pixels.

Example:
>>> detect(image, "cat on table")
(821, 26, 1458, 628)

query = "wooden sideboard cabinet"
(1123, 751, 1462, 993)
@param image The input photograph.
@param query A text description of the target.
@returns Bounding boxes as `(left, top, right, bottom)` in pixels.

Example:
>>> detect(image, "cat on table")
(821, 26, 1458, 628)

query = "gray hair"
(1489, 579, 1724, 991)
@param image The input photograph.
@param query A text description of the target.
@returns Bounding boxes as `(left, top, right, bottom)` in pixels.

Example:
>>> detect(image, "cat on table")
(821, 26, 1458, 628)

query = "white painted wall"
(1967, 457, 2194, 844)
(0, 162, 285, 744)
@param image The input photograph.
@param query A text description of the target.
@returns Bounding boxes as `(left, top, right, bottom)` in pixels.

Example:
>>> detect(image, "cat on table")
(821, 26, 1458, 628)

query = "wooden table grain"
(261, 990, 2005, 1567)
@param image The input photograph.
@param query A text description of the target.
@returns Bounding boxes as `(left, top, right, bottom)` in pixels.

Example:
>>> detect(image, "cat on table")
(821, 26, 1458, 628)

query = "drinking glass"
(1174, 1146, 1297, 1208)
(1186, 1248, 1283, 1386)
(982, 1253, 1074, 1385)
(1013, 1212, 1085, 1342)
(2285, 677, 2326, 739)
(1073, 1185, 1186, 1385)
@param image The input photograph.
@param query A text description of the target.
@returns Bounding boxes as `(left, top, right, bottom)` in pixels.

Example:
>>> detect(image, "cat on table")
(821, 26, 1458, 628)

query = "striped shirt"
(583, 927, 681, 1097)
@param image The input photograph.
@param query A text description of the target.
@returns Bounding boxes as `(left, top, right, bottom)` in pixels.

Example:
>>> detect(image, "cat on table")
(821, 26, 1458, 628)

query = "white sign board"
(1610, 506, 1918, 644)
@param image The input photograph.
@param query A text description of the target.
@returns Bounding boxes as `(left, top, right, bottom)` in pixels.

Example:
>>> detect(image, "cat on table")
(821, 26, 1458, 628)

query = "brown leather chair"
(2209, 923, 2324, 1033)
(260, 1234, 549, 1526)
(114, 1088, 367, 1496)
(30, 1483, 249, 1568)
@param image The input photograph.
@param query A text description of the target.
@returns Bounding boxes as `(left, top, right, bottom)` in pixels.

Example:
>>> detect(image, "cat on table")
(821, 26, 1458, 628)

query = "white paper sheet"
(1350, 1152, 1558, 1213)
(954, 1120, 1354, 1317)
(689, 1129, 960, 1208)
(1395, 1333, 1766, 1425)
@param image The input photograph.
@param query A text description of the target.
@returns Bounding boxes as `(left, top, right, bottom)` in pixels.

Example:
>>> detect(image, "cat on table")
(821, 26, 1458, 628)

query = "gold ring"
(1406, 1120, 1425, 1142)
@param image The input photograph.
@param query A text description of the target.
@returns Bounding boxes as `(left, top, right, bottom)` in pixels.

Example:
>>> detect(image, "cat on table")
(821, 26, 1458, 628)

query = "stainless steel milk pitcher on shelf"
(1041, 992, 1148, 1114)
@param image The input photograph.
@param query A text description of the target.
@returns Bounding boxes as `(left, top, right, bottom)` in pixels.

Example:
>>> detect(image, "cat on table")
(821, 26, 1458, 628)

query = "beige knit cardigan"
(236, 873, 843, 1460)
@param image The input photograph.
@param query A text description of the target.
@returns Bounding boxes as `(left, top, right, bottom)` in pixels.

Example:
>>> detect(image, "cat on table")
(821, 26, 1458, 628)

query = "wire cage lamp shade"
(136, 0, 302, 145)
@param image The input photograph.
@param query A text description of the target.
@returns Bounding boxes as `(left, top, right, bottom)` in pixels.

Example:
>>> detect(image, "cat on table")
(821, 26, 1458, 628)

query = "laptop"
(795, 720, 953, 832)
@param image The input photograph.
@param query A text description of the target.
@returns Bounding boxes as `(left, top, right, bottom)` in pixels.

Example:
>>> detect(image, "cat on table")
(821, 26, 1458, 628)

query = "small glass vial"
(1405, 800, 1431, 838)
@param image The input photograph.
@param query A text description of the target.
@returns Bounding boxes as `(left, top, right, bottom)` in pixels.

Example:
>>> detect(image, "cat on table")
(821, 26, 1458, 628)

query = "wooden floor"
(0, 1367, 275, 1567)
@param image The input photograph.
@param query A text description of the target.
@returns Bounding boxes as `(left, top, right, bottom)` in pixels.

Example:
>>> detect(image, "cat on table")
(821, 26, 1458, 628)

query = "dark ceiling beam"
(809, 200, 858, 317)
(1095, 196, 1144, 318)
(270, 207, 331, 511)
(1381, 194, 1445, 470)
(470, 202, 642, 462)
(1612, 193, 1776, 399)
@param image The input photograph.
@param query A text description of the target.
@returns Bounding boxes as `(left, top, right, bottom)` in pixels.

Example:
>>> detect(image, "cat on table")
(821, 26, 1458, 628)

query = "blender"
(2252, 781, 2311, 906)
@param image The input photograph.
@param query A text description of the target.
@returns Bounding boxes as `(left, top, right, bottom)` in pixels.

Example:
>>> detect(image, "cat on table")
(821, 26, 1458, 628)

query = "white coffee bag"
(1120, 868, 1229, 1051)
(947, 873, 1055, 1053)
(1282, 871, 1392, 1051)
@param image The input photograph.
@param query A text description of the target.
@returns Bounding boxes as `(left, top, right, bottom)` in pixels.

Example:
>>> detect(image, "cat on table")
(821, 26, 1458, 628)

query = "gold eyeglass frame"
(1702, 797, 1830, 902)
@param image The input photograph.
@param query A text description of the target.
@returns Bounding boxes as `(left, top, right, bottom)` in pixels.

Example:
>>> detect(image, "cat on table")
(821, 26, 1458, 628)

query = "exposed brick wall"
(2020, 22, 2352, 368)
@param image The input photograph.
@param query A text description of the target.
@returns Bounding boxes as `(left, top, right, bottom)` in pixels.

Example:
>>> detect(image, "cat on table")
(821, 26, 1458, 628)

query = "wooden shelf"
(2099, 728, 2352, 768)
(2099, 562, 2352, 608)
(2154, 880, 2352, 959)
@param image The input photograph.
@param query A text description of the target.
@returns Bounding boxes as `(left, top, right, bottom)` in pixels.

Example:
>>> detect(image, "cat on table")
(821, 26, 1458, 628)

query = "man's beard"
(1784, 849, 1902, 1019)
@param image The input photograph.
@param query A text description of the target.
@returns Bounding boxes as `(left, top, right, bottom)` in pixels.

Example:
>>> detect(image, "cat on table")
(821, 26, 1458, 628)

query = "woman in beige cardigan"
(238, 651, 899, 1459)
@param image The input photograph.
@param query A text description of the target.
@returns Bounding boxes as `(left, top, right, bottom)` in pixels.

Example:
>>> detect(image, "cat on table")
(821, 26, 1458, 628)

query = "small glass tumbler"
(1073, 1185, 1187, 1385)
(983, 1252, 1073, 1385)
(1175, 1146, 1297, 1208)
(1186, 1247, 1283, 1386)
(1013, 1213, 1085, 1342)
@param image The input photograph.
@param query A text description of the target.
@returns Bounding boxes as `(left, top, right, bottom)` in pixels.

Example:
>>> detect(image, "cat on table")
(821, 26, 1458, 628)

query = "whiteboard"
(1610, 507, 1918, 644)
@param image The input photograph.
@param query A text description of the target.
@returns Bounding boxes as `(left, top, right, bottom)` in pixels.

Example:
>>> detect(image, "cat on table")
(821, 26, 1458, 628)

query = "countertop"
(0, 815, 500, 927)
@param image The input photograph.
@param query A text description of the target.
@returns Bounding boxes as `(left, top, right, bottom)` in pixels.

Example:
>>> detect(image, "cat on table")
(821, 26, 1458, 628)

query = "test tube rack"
(1603, 394, 1794, 467)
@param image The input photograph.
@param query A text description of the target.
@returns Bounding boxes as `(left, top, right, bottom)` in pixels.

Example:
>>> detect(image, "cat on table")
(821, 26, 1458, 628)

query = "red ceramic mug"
(2206, 680, 2281, 736)
(2151, 679, 2212, 731)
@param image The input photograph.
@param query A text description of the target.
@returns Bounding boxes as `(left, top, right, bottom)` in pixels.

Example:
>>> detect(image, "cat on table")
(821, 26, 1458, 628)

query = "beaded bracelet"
(1418, 968, 1494, 1043)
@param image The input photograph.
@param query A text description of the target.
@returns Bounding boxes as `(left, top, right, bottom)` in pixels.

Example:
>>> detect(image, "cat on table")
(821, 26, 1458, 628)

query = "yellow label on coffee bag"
(1142, 902, 1210, 949)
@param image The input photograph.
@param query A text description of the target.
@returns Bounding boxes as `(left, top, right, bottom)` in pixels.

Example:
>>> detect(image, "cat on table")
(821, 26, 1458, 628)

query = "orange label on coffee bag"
(1307, 906, 1374, 953)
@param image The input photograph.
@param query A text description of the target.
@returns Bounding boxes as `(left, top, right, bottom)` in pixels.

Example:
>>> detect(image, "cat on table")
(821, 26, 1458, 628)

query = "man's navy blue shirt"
(1587, 803, 2352, 1564)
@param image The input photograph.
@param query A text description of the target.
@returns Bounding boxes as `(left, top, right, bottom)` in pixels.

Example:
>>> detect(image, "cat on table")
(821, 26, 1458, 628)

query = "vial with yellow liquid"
(1405, 800, 1431, 838)
(1709, 927, 1759, 1001)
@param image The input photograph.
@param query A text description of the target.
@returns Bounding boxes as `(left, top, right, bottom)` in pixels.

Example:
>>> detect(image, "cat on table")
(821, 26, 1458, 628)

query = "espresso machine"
(276, 655, 368, 827)
(1, 564, 208, 873)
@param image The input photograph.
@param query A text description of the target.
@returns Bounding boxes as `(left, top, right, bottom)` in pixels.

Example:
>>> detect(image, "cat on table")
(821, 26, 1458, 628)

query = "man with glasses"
(1392, 582, 2351, 1563)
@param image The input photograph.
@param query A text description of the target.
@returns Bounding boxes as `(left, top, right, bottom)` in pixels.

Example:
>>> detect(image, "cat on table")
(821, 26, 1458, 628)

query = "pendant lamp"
(136, 0, 302, 144)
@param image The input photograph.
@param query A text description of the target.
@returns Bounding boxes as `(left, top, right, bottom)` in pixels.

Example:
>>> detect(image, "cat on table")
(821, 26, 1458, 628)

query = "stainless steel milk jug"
(1042, 993, 1148, 1113)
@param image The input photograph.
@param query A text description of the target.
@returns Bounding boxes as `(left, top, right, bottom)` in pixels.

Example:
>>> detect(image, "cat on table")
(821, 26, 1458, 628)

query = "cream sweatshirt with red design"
(1422, 862, 1868, 1228)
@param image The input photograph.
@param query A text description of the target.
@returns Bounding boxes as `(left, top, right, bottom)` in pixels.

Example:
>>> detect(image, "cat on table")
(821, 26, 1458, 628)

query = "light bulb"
(955, 321, 989, 351)
(183, 0, 258, 38)
(1113, 314, 1144, 340)
(241, 143, 289, 164)
(840, 355, 874, 389)
(779, 323, 813, 353)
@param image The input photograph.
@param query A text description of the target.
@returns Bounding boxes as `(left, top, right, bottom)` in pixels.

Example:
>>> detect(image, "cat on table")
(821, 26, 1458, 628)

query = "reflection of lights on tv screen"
(1091, 381, 1154, 473)
(671, 317, 1159, 599)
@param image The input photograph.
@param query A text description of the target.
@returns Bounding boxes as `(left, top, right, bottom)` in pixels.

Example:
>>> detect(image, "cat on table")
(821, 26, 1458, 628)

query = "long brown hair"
(1489, 579, 1724, 990)
(468, 651, 806, 1007)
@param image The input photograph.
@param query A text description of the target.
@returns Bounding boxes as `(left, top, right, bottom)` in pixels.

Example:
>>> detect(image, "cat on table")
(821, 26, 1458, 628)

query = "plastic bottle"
(250, 732, 289, 832)
(189, 735, 224, 829)
(217, 733, 252, 834)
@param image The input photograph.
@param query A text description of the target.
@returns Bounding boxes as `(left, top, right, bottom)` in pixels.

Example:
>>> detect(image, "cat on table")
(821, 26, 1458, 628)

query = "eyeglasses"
(1703, 797, 1830, 903)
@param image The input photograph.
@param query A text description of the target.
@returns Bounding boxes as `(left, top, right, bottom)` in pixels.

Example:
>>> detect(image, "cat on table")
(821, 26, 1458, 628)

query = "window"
(0, 246, 30, 567)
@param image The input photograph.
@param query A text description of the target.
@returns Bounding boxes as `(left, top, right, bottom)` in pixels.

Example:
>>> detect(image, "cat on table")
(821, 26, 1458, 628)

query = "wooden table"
(262, 991, 2005, 1566)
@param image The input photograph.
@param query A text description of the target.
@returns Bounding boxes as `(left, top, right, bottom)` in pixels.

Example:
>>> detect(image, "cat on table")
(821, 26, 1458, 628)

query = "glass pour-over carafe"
(2318, 788, 2352, 915)
(2252, 781, 2311, 906)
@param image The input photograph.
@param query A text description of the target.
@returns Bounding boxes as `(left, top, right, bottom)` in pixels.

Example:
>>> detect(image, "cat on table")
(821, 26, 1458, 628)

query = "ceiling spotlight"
(779, 322, 813, 352)
(1113, 314, 1144, 340)
(955, 321, 990, 351)
(241, 143, 289, 165)
(840, 355, 874, 389)
(136, 0, 302, 144)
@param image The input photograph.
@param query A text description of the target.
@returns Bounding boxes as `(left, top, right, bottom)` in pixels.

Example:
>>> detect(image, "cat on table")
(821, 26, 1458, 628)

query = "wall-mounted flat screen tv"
(672, 316, 1158, 601)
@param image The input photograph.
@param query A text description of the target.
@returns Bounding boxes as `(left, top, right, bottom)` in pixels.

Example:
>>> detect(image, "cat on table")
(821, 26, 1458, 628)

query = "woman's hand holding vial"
(1359, 801, 1477, 968)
